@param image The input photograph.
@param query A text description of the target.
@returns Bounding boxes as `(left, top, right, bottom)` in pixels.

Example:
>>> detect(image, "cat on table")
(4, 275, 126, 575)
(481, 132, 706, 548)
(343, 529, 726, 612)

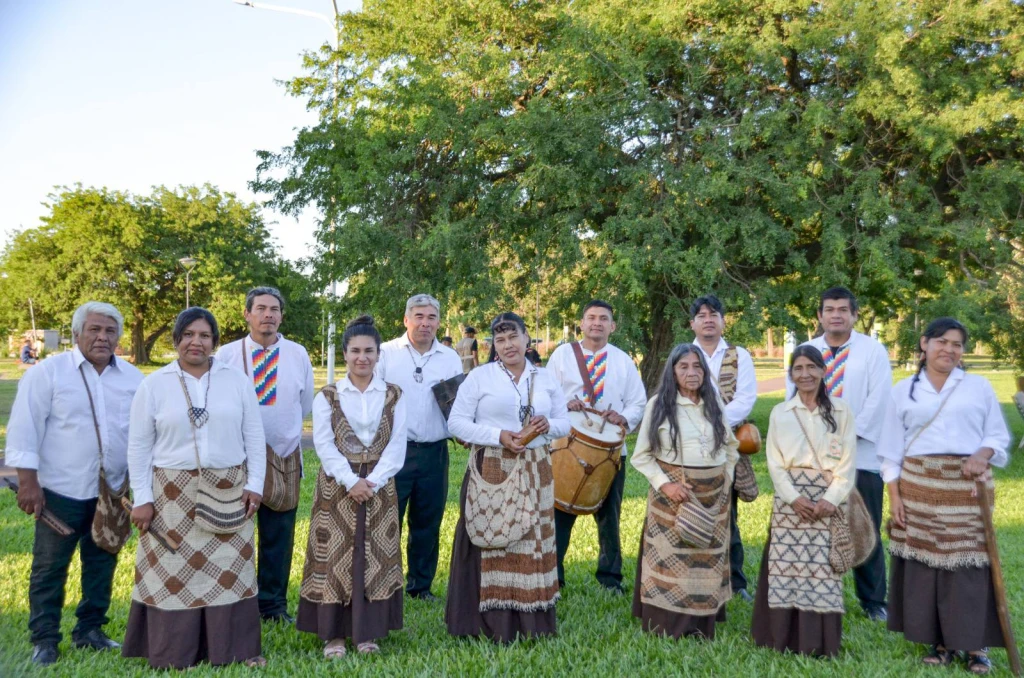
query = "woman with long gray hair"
(630, 343, 739, 639)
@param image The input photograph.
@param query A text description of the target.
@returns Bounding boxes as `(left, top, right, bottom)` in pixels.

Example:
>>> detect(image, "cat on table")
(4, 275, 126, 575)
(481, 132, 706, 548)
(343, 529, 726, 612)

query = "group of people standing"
(4, 285, 1011, 674)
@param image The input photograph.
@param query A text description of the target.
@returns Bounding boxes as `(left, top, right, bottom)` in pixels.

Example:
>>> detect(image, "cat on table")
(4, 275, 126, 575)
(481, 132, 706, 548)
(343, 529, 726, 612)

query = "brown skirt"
(631, 521, 728, 640)
(296, 497, 403, 644)
(121, 596, 261, 669)
(751, 536, 842, 657)
(444, 469, 557, 643)
(888, 554, 1004, 651)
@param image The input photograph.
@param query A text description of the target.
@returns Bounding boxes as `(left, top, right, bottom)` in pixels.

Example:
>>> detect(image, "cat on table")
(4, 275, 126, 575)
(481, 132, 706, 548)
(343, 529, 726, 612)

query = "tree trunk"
(131, 312, 148, 364)
(144, 323, 169, 363)
(639, 293, 674, 394)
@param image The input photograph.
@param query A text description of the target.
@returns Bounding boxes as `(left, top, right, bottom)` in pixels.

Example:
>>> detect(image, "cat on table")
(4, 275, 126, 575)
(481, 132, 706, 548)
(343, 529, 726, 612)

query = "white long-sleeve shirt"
(546, 341, 647, 456)
(696, 338, 757, 427)
(127, 359, 266, 506)
(447, 362, 571, 449)
(5, 347, 143, 500)
(877, 369, 1010, 482)
(216, 334, 314, 458)
(788, 331, 893, 471)
(376, 333, 463, 443)
(311, 377, 408, 493)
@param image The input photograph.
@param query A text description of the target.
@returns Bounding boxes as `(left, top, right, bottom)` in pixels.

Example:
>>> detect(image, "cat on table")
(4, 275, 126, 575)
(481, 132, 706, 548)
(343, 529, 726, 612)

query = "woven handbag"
(464, 446, 535, 549)
(195, 465, 248, 535)
(262, 445, 301, 512)
(674, 482, 728, 549)
(733, 454, 760, 503)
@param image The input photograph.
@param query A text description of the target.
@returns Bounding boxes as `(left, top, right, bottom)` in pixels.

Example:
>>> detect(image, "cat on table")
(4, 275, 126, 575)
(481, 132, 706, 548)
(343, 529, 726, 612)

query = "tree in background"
(0, 184, 323, 363)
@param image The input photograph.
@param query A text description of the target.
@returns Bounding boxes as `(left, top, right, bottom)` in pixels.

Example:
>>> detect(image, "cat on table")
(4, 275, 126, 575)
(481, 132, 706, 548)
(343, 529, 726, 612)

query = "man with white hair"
(5, 301, 143, 665)
(376, 294, 462, 600)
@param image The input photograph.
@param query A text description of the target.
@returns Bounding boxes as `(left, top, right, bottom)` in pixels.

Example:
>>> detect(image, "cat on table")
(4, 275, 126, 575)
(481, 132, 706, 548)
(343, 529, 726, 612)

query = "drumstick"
(976, 480, 1022, 676)
(2, 478, 75, 537)
(120, 496, 181, 553)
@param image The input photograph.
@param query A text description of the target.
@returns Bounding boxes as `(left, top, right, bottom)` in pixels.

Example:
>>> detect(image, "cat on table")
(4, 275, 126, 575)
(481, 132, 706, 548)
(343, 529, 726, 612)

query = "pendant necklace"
(681, 403, 713, 457)
(405, 344, 435, 383)
(499, 362, 534, 424)
(177, 360, 213, 429)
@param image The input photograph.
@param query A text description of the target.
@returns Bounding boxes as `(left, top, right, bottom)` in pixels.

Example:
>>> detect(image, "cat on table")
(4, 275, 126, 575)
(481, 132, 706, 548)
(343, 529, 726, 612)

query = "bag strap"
(77, 364, 104, 463)
(791, 407, 824, 470)
(903, 377, 962, 454)
(571, 342, 596, 404)
(178, 372, 204, 471)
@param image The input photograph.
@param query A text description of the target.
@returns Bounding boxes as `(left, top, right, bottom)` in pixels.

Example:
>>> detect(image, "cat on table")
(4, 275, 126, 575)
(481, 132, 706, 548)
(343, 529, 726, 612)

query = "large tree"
(255, 0, 1024, 385)
(0, 184, 321, 363)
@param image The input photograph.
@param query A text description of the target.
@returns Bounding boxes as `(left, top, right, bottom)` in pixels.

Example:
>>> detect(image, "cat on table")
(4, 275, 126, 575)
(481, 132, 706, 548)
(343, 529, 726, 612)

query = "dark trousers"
(728, 491, 749, 592)
(854, 469, 887, 611)
(395, 439, 449, 595)
(28, 489, 118, 644)
(555, 460, 626, 588)
(256, 503, 298, 617)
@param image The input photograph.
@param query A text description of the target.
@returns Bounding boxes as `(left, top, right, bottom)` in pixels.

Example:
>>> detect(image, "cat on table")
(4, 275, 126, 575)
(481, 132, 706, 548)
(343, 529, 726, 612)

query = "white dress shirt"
(216, 334, 314, 459)
(696, 338, 757, 428)
(788, 331, 893, 472)
(312, 376, 408, 493)
(447, 362, 571, 449)
(877, 369, 1010, 482)
(5, 347, 143, 500)
(127, 359, 266, 506)
(546, 341, 647, 456)
(376, 333, 462, 443)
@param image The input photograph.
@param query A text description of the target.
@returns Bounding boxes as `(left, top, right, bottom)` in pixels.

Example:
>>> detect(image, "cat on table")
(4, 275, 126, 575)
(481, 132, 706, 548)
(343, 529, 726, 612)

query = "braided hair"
(909, 317, 968, 401)
(788, 345, 838, 433)
(646, 343, 728, 455)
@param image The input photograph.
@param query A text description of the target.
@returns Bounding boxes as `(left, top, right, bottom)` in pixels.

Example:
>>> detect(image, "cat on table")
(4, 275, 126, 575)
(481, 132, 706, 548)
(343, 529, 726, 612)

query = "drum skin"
(551, 409, 625, 515)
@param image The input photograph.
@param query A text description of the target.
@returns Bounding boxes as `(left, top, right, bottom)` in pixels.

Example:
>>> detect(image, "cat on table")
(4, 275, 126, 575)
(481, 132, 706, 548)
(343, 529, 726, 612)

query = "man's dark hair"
(818, 286, 858, 315)
(172, 307, 221, 347)
(581, 299, 614, 318)
(464, 326, 476, 335)
(689, 295, 724, 319)
(245, 286, 285, 313)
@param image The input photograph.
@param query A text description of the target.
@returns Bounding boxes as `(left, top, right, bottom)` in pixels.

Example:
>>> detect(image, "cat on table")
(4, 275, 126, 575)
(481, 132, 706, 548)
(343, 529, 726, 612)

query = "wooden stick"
(120, 496, 181, 553)
(976, 479, 1022, 676)
(2, 478, 75, 537)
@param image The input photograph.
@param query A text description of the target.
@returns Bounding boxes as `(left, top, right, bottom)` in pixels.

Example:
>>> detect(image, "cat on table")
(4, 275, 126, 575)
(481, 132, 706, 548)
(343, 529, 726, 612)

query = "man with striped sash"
(217, 287, 314, 624)
(789, 286, 893, 622)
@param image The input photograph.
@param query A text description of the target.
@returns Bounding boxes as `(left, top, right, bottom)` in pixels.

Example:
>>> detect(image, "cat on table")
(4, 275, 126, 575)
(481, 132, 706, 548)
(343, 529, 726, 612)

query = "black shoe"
(71, 628, 120, 651)
(31, 642, 59, 666)
(409, 591, 440, 602)
(735, 589, 754, 603)
(865, 606, 888, 622)
(261, 612, 295, 625)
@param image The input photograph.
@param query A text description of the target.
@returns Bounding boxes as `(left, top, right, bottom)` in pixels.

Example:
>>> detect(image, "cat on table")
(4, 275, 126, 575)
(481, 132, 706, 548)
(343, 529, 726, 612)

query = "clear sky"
(0, 0, 361, 262)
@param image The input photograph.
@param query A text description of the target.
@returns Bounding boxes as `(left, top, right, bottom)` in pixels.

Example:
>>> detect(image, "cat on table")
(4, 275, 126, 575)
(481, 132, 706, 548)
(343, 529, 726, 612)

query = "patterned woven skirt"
(887, 454, 1004, 650)
(631, 463, 731, 640)
(122, 467, 260, 669)
(445, 445, 559, 643)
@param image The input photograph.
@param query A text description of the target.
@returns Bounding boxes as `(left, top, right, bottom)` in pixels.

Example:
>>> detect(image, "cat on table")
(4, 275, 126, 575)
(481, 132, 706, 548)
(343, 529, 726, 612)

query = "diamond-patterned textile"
(639, 462, 732, 615)
(767, 467, 845, 614)
(132, 467, 256, 611)
(821, 345, 849, 397)
(298, 383, 403, 605)
(251, 345, 279, 406)
(585, 351, 607, 405)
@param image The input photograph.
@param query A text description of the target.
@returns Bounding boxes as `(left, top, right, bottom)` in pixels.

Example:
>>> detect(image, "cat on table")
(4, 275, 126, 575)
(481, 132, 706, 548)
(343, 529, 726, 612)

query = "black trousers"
(854, 469, 887, 611)
(728, 491, 749, 592)
(28, 488, 118, 644)
(395, 439, 449, 596)
(555, 460, 626, 588)
(256, 503, 298, 617)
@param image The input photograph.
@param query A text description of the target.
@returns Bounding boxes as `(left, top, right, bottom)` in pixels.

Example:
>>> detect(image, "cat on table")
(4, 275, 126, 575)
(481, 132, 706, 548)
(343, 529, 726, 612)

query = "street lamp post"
(179, 257, 198, 308)
(233, 0, 342, 384)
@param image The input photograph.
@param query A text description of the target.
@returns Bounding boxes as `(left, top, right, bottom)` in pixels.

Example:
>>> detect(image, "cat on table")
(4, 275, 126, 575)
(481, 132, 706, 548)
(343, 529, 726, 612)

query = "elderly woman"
(296, 315, 407, 658)
(445, 312, 571, 642)
(881, 318, 1010, 675)
(122, 307, 266, 670)
(630, 343, 739, 639)
(751, 345, 857, 657)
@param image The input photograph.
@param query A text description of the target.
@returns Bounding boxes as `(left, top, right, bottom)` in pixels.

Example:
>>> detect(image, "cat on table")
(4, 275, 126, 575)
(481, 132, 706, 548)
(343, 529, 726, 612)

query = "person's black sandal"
(966, 651, 992, 675)
(922, 645, 955, 666)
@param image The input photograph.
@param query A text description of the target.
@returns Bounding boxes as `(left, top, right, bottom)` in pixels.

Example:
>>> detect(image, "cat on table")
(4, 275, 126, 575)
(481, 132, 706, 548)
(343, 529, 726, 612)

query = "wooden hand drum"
(551, 409, 626, 515)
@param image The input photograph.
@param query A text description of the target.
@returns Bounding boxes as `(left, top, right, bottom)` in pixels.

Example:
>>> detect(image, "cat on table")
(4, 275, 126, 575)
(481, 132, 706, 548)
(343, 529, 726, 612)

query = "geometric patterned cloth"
(717, 346, 739, 405)
(251, 345, 279, 406)
(131, 467, 256, 611)
(639, 461, 732, 615)
(585, 351, 607, 405)
(821, 345, 849, 397)
(767, 467, 845, 614)
(298, 383, 403, 605)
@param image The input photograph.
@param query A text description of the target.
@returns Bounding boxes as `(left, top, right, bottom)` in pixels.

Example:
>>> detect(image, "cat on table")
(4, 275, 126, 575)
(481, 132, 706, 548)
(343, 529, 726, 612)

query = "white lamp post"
(179, 257, 198, 308)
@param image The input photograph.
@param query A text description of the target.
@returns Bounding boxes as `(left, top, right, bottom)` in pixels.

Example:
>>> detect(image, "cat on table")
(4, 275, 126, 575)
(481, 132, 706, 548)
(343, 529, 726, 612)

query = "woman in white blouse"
(751, 344, 856, 658)
(445, 312, 570, 643)
(631, 343, 739, 640)
(123, 308, 267, 670)
(880, 318, 1010, 674)
(295, 315, 407, 658)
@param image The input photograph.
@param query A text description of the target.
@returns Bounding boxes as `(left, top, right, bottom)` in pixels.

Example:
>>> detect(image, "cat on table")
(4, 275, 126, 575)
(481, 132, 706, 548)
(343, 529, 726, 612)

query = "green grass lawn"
(0, 361, 1023, 676)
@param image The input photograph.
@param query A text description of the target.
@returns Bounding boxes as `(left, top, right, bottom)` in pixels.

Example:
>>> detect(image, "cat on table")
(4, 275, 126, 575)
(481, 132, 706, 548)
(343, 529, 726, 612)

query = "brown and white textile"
(470, 445, 559, 613)
(717, 346, 739, 403)
(299, 384, 403, 605)
(888, 454, 992, 570)
(132, 466, 256, 610)
(767, 467, 845, 614)
(639, 462, 731, 615)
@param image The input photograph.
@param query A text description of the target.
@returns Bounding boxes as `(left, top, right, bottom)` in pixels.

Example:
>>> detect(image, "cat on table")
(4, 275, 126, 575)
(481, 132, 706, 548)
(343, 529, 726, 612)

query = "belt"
(407, 439, 447, 448)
